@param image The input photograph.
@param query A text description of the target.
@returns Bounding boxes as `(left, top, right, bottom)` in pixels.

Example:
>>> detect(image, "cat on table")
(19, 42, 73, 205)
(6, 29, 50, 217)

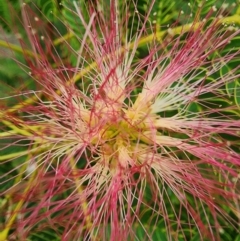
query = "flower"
(0, 1, 240, 241)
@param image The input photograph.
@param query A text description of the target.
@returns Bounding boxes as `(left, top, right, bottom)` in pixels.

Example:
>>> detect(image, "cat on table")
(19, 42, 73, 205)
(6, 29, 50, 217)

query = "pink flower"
(0, 1, 240, 241)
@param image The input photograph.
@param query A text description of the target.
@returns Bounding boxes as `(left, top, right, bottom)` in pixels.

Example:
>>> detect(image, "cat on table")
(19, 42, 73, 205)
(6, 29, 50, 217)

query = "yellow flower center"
(90, 102, 156, 171)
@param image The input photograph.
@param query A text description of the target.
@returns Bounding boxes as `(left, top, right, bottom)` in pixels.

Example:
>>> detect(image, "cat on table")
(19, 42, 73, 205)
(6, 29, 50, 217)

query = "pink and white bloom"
(1, 1, 240, 241)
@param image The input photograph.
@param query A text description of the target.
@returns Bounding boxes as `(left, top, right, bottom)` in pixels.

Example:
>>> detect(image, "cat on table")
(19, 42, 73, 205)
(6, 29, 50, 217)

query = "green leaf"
(226, 80, 235, 97)
(151, 0, 177, 26)
(234, 82, 240, 108)
(188, 0, 219, 16)
(187, 102, 202, 116)
(31, 0, 60, 19)
(29, 228, 61, 241)
(152, 227, 168, 241)
(0, 0, 11, 31)
(61, 0, 88, 36)
(235, 234, 240, 241)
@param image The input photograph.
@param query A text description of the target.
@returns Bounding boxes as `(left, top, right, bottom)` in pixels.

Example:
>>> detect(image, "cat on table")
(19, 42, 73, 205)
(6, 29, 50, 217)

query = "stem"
(1, 120, 32, 137)
(0, 40, 39, 58)
(0, 130, 16, 137)
(53, 31, 75, 46)
(7, 96, 38, 113)
(0, 143, 49, 161)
